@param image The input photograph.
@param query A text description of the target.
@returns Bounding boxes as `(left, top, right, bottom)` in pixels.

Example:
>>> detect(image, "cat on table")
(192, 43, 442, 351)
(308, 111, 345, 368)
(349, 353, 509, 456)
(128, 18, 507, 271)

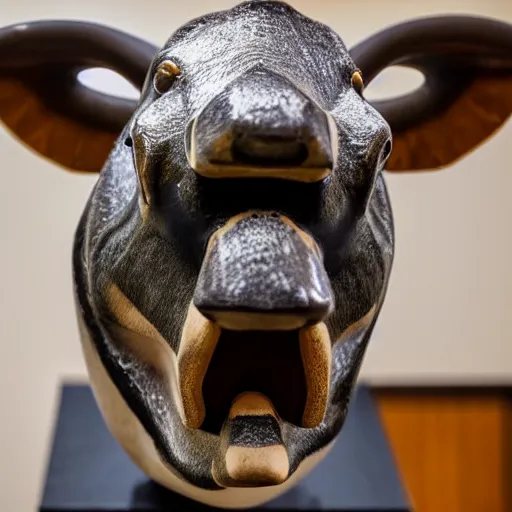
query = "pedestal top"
(39, 384, 410, 511)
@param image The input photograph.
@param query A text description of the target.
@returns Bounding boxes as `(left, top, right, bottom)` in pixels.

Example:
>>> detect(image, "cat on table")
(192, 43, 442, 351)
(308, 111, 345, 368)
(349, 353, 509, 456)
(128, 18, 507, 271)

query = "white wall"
(1, 0, 511, 510)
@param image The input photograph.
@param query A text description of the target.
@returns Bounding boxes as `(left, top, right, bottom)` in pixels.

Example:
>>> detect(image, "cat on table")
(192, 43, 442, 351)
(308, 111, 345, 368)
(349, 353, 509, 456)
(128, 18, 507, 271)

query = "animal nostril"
(124, 136, 133, 148)
(232, 135, 309, 168)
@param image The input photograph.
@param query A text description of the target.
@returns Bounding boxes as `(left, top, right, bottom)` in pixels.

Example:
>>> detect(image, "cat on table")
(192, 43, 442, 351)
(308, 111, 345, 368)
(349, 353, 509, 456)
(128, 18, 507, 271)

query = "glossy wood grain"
(374, 388, 512, 512)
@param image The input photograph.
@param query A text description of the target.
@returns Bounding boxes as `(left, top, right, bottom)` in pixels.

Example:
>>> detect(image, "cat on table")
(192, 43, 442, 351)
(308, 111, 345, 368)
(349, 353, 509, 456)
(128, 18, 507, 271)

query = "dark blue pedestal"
(39, 384, 410, 511)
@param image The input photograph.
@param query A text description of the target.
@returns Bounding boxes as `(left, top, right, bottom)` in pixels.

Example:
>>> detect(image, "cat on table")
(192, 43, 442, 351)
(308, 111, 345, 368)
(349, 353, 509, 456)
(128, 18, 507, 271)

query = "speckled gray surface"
(75, 0, 394, 493)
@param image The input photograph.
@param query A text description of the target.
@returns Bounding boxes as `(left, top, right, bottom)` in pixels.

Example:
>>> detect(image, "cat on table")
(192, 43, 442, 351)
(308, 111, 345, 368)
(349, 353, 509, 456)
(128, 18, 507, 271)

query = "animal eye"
(153, 60, 181, 94)
(351, 69, 364, 95)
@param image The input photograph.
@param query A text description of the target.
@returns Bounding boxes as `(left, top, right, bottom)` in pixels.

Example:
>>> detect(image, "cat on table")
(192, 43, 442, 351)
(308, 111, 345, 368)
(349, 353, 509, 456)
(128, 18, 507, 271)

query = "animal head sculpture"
(1, 1, 511, 508)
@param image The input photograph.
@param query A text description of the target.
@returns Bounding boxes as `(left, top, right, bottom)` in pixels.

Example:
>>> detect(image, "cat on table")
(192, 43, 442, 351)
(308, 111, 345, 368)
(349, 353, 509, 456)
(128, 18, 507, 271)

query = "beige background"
(1, 0, 511, 510)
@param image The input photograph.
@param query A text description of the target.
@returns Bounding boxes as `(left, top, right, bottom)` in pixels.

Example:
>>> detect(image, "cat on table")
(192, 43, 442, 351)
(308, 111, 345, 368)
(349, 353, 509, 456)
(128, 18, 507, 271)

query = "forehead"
(157, 1, 353, 109)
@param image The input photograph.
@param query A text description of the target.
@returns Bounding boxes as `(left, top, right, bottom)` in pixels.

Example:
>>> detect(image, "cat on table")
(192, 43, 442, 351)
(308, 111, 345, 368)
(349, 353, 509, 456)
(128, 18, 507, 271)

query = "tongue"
(212, 392, 289, 488)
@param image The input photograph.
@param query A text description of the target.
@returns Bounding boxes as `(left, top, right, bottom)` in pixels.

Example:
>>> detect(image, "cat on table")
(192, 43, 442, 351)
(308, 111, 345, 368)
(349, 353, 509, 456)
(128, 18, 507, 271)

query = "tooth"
(177, 302, 221, 429)
(299, 322, 331, 428)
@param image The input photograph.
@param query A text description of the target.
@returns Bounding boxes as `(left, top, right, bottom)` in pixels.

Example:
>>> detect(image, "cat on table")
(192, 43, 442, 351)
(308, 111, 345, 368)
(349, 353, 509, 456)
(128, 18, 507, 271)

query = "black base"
(39, 384, 410, 511)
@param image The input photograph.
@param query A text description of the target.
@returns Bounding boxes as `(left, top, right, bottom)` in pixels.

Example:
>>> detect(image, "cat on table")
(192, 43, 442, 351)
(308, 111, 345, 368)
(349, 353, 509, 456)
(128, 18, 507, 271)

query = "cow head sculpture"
(1, 1, 511, 508)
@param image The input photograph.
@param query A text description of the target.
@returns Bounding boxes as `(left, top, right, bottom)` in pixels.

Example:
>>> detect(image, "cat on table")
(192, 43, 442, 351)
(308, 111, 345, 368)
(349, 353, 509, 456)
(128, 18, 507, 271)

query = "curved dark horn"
(350, 15, 512, 171)
(0, 20, 158, 171)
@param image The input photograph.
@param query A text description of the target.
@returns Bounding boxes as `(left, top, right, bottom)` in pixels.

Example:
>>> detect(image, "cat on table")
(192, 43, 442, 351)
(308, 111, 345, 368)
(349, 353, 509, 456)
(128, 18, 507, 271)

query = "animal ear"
(0, 20, 157, 172)
(350, 15, 512, 172)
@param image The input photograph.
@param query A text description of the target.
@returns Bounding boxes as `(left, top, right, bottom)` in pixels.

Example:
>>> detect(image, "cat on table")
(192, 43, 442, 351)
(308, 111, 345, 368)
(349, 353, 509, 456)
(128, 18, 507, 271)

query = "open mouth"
(202, 328, 307, 434)
(178, 313, 331, 434)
